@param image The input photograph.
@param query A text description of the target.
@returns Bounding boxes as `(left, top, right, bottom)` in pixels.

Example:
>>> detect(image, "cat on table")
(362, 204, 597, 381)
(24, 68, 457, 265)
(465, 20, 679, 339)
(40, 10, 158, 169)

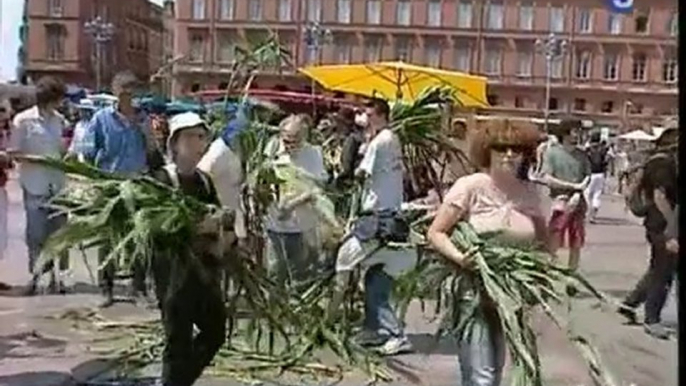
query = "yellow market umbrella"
(298, 61, 489, 107)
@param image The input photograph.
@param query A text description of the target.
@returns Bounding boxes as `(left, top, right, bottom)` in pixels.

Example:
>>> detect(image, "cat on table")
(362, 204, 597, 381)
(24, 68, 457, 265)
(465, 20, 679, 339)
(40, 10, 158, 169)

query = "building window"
(219, 0, 234, 20)
(550, 57, 563, 79)
(307, 0, 321, 22)
(632, 53, 647, 81)
(395, 37, 412, 61)
(457, 1, 473, 28)
(337, 0, 351, 24)
(575, 51, 591, 79)
(364, 37, 382, 62)
(46, 25, 65, 60)
(600, 101, 614, 113)
(427, 0, 442, 27)
(573, 98, 586, 111)
(514, 96, 524, 108)
(189, 33, 204, 62)
(48, 0, 63, 17)
(425, 43, 442, 67)
(486, 1, 504, 30)
(396, 0, 411, 25)
(549, 7, 564, 32)
(248, 0, 262, 21)
(517, 50, 532, 77)
(366, 0, 381, 25)
(217, 34, 236, 62)
(454, 45, 471, 72)
(668, 15, 677, 36)
(335, 39, 351, 63)
(278, 0, 292, 22)
(603, 54, 619, 80)
(519, 3, 534, 31)
(487, 94, 499, 106)
(548, 97, 559, 110)
(577, 9, 592, 33)
(608, 13, 621, 34)
(663, 57, 677, 83)
(635, 14, 649, 34)
(192, 0, 205, 19)
(484, 48, 502, 75)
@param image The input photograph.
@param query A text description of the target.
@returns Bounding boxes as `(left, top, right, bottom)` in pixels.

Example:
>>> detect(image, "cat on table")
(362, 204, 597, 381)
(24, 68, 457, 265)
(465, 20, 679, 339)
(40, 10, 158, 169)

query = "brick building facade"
(23, 0, 165, 90)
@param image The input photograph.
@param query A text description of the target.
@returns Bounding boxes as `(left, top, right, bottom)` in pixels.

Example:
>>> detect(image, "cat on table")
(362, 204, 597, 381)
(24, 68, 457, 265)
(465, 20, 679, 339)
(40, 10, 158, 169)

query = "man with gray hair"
(81, 71, 164, 307)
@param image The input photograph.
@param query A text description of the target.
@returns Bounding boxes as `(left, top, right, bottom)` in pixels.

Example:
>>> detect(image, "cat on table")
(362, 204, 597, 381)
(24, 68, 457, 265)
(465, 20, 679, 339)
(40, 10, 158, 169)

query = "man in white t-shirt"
(350, 99, 411, 356)
(264, 114, 328, 285)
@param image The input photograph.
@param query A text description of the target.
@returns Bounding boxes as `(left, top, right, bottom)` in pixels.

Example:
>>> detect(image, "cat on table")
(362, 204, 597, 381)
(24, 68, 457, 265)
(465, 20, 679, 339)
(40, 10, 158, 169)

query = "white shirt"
(197, 138, 246, 238)
(10, 106, 66, 196)
(264, 138, 328, 233)
(357, 128, 403, 212)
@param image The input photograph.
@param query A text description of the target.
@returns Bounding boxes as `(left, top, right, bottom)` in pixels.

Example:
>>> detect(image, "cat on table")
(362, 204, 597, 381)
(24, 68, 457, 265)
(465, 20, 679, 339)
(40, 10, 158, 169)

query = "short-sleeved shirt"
(443, 173, 543, 244)
(80, 107, 159, 176)
(356, 128, 404, 212)
(541, 143, 591, 198)
(264, 139, 328, 233)
(10, 106, 67, 196)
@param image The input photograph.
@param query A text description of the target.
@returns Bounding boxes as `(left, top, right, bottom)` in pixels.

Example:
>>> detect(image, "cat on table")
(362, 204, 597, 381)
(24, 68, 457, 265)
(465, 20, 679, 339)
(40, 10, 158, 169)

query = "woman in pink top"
(427, 120, 549, 386)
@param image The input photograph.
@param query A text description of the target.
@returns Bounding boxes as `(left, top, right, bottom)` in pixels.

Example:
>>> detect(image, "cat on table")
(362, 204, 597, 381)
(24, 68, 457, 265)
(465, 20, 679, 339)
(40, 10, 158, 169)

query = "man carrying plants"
(538, 119, 591, 293)
(79, 71, 165, 307)
(338, 99, 412, 356)
(152, 112, 230, 386)
(619, 127, 678, 340)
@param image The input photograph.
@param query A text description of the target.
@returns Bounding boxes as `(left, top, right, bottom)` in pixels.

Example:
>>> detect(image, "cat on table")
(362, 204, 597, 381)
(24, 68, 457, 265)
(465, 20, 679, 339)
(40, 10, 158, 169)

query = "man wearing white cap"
(152, 112, 229, 386)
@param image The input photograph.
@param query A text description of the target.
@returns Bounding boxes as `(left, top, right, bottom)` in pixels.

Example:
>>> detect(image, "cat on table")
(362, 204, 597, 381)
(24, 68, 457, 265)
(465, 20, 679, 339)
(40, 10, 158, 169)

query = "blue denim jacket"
(80, 107, 151, 175)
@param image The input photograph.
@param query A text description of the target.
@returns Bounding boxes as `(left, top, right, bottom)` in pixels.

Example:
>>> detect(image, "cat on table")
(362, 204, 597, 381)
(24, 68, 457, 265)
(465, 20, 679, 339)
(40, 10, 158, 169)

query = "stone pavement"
(0, 178, 678, 386)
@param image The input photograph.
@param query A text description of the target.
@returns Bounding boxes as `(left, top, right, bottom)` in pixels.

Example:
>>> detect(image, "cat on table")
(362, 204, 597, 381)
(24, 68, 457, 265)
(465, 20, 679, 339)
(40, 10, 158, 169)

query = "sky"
(0, 0, 165, 81)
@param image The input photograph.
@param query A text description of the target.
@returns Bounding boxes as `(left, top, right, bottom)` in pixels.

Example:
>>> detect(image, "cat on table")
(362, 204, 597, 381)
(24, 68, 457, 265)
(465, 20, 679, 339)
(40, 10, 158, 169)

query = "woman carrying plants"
(152, 112, 231, 386)
(427, 119, 549, 386)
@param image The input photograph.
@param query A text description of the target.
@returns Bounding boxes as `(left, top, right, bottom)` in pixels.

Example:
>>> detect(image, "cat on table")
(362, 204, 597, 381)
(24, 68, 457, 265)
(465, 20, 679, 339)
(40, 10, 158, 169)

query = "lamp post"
(303, 21, 333, 115)
(84, 16, 115, 91)
(535, 33, 567, 133)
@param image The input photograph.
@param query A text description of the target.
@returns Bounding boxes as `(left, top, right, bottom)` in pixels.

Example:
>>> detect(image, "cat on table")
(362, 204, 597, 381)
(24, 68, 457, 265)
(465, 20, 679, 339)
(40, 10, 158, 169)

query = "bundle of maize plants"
(394, 222, 617, 386)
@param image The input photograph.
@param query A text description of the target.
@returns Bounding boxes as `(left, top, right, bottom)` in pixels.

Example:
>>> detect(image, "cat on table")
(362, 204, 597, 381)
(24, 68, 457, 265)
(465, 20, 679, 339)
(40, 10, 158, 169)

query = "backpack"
(625, 153, 671, 217)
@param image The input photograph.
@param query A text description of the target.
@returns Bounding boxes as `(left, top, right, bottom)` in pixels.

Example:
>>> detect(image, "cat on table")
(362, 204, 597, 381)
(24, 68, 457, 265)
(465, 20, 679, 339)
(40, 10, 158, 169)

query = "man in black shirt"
(585, 133, 609, 223)
(619, 128, 678, 339)
(153, 112, 229, 386)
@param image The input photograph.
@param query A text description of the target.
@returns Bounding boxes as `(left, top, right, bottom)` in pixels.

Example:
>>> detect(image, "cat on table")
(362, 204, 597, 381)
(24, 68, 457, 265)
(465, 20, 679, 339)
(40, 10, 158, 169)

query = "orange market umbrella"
(298, 61, 489, 107)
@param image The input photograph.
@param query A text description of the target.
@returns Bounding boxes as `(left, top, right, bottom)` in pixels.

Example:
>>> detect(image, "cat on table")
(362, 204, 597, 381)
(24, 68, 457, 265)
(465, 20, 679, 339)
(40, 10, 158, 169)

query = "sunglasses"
(490, 144, 527, 154)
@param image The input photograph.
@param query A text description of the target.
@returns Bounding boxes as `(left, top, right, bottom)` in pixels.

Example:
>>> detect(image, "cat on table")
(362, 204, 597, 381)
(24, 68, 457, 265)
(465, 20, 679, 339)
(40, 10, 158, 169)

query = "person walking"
(618, 127, 678, 340)
(344, 99, 412, 356)
(427, 119, 549, 386)
(615, 145, 630, 194)
(538, 119, 591, 294)
(585, 133, 609, 223)
(81, 71, 164, 307)
(67, 99, 97, 162)
(152, 112, 229, 386)
(8, 76, 70, 295)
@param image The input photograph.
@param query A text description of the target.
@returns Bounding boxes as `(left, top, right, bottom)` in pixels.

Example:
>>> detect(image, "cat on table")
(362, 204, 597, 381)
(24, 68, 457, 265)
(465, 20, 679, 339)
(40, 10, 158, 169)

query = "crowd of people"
(0, 72, 679, 386)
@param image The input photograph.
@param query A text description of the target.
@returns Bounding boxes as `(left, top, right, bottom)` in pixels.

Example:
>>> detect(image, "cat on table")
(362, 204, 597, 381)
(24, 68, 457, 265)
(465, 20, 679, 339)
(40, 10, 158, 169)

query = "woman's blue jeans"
(457, 305, 506, 386)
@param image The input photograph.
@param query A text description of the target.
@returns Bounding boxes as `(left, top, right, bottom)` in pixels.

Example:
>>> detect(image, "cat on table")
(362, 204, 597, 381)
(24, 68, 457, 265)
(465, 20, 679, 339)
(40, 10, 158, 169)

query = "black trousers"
(624, 231, 677, 324)
(153, 255, 226, 386)
(97, 245, 147, 296)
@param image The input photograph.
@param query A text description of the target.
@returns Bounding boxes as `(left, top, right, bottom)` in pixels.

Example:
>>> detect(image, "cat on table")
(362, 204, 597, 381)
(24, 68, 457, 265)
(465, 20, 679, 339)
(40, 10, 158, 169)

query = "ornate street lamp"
(303, 21, 333, 115)
(84, 16, 115, 91)
(535, 33, 568, 133)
